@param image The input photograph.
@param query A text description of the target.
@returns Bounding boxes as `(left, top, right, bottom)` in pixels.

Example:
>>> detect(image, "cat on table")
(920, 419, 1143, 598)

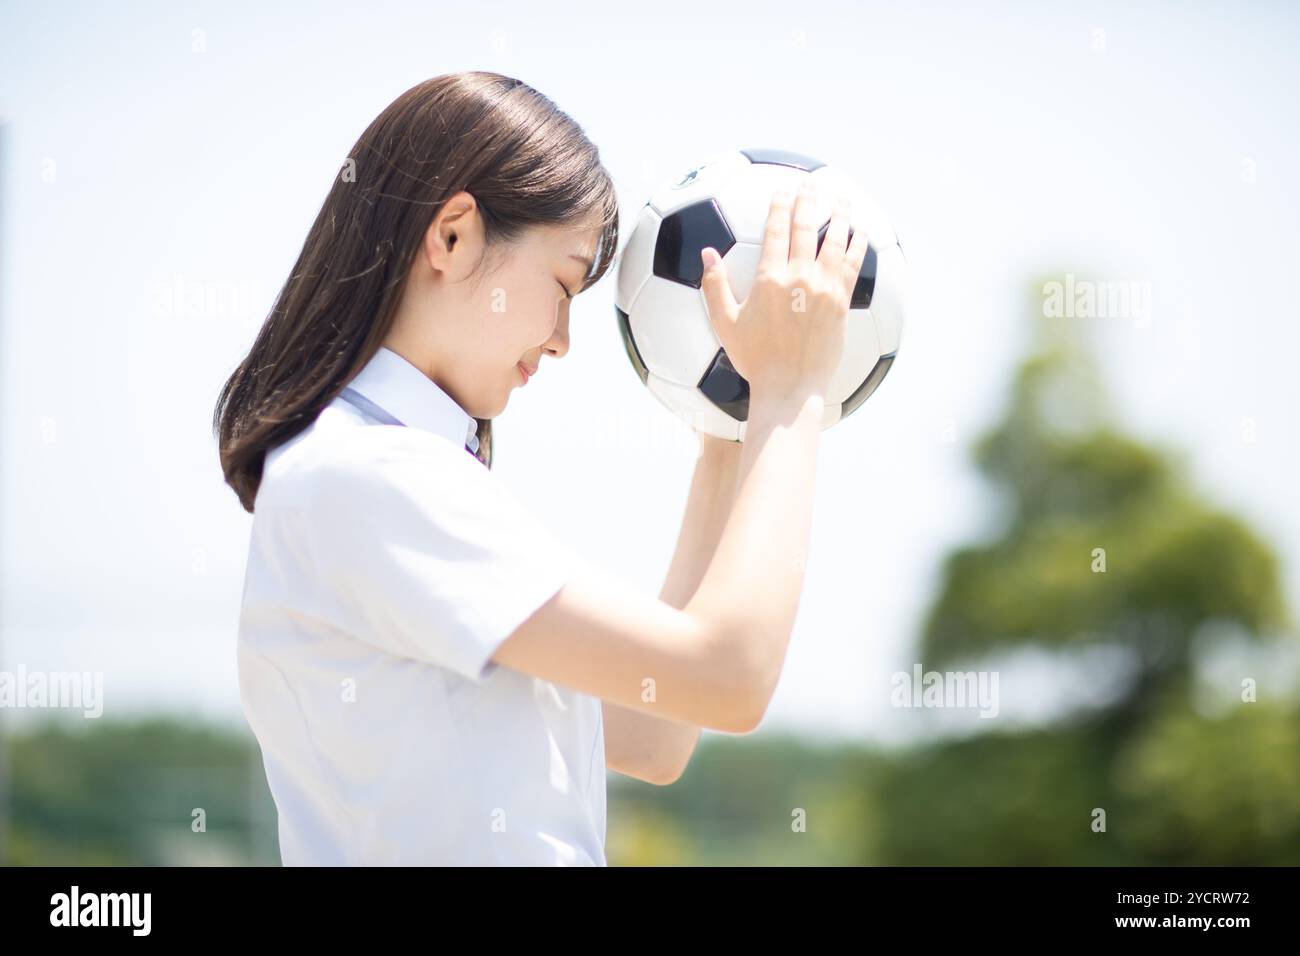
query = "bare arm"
(492, 182, 860, 734)
(661, 434, 745, 608)
(681, 390, 824, 722)
(604, 433, 743, 784)
(492, 388, 823, 733)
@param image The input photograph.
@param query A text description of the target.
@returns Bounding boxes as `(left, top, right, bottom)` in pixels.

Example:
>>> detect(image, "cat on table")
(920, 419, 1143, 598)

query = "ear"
(421, 190, 485, 282)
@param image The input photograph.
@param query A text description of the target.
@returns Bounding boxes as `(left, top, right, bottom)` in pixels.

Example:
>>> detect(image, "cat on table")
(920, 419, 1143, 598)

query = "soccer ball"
(615, 148, 907, 442)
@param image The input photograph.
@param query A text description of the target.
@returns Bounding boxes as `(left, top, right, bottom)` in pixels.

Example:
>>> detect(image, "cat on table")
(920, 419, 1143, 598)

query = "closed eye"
(557, 279, 574, 300)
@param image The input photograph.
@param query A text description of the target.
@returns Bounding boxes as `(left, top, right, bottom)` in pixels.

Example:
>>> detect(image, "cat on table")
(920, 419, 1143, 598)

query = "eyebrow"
(564, 253, 595, 294)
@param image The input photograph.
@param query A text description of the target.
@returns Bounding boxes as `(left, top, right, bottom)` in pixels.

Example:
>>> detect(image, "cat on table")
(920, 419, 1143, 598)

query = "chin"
(480, 392, 510, 419)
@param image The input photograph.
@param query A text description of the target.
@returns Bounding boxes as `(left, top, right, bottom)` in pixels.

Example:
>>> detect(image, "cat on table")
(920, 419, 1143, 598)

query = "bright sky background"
(2, 0, 1297, 744)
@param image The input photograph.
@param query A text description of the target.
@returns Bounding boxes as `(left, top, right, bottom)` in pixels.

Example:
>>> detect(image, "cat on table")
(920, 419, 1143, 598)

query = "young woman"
(214, 71, 866, 866)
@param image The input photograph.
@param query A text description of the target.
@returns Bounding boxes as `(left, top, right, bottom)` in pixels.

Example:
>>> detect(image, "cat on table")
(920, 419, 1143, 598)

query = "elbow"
(709, 622, 781, 735)
(651, 733, 701, 786)
(731, 687, 772, 735)
(686, 602, 783, 734)
(650, 760, 686, 787)
(701, 694, 766, 736)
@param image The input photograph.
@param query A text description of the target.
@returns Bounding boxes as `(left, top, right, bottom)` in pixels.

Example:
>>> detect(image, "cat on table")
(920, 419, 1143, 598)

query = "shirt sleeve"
(293, 438, 582, 683)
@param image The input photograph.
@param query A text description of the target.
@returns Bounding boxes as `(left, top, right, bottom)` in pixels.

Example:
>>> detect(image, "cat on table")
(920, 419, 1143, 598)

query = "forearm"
(659, 433, 744, 608)
(684, 390, 824, 721)
(625, 432, 742, 775)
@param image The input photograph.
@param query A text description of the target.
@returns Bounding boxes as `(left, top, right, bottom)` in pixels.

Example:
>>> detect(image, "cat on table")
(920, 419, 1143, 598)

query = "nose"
(544, 304, 570, 360)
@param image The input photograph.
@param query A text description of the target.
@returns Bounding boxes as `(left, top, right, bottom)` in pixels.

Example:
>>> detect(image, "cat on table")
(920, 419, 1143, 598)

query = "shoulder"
(256, 405, 476, 518)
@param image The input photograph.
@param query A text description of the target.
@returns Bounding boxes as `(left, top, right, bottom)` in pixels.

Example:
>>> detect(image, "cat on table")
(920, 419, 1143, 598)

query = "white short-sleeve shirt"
(236, 346, 607, 866)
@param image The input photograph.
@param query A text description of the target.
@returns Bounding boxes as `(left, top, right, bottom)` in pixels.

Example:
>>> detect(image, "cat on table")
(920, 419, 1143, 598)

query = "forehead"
(530, 221, 600, 261)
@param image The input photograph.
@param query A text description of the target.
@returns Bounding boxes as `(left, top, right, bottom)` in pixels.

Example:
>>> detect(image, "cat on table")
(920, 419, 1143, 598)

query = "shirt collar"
(345, 346, 479, 452)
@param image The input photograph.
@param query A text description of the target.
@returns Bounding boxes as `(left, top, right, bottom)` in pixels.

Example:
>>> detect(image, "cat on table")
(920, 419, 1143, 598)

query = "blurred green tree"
(6, 717, 277, 866)
(876, 283, 1297, 864)
(921, 306, 1287, 726)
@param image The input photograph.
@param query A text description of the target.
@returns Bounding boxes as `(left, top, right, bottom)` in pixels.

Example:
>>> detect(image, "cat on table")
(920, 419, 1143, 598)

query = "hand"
(699, 180, 868, 401)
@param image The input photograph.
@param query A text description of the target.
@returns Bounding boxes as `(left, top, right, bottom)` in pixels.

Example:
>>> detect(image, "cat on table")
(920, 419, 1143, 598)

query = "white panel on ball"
(646, 373, 744, 441)
(713, 163, 810, 244)
(627, 276, 719, 387)
(807, 165, 897, 251)
(719, 242, 763, 303)
(823, 308, 883, 406)
(647, 151, 752, 220)
(616, 204, 662, 313)
(869, 243, 909, 355)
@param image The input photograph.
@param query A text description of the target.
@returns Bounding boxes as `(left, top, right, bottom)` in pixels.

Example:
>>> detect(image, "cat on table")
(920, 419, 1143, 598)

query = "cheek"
(486, 274, 561, 357)
(514, 295, 561, 349)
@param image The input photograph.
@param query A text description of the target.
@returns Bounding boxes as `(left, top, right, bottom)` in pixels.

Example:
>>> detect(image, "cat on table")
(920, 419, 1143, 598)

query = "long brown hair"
(213, 72, 619, 513)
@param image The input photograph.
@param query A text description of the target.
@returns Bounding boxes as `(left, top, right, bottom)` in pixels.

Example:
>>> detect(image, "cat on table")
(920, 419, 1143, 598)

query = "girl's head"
(214, 71, 620, 513)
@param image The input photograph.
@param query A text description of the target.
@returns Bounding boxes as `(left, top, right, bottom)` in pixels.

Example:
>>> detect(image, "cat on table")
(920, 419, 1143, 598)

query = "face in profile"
(390, 190, 600, 420)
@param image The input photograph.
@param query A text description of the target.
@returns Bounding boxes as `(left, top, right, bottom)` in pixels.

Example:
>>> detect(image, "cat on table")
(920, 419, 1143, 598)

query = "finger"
(818, 196, 851, 271)
(842, 225, 870, 298)
(757, 188, 793, 274)
(788, 180, 821, 265)
(699, 247, 738, 341)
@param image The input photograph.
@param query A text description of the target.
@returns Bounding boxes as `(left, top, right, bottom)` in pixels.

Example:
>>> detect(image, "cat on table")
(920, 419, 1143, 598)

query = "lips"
(517, 362, 536, 384)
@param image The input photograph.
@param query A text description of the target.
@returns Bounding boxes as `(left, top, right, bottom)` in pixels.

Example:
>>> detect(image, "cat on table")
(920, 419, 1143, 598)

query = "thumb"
(699, 247, 738, 343)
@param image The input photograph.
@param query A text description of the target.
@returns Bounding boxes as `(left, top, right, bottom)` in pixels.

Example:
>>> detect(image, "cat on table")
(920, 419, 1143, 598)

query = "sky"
(1, 0, 1297, 745)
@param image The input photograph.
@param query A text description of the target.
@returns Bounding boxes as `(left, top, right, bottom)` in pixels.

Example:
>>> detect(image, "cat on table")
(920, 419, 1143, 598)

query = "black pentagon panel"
(615, 306, 649, 386)
(740, 147, 826, 172)
(698, 348, 749, 422)
(653, 199, 735, 289)
(851, 245, 878, 310)
(815, 219, 843, 258)
(841, 352, 896, 420)
(815, 221, 878, 309)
